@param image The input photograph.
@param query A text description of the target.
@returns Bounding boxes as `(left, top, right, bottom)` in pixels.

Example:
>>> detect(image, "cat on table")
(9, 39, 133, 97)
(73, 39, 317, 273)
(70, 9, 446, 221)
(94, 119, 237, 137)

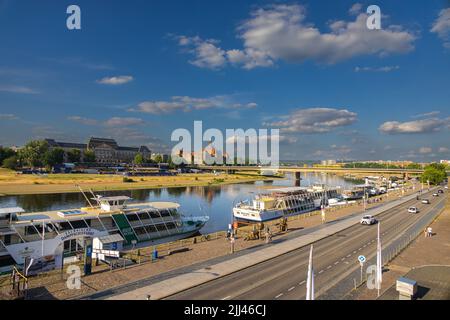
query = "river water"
(0, 173, 361, 233)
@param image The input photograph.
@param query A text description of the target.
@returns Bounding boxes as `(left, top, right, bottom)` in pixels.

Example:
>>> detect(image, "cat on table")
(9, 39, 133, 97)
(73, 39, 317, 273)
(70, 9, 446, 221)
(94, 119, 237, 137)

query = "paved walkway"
(104, 192, 422, 300)
(379, 266, 450, 300)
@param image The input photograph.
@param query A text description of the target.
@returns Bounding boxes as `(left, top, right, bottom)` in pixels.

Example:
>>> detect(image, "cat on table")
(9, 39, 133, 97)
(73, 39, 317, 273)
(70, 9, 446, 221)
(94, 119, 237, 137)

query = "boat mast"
(76, 185, 94, 208)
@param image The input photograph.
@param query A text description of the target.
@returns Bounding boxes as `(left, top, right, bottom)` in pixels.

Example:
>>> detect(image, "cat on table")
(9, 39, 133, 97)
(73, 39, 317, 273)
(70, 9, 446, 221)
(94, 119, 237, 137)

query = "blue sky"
(0, 0, 449, 161)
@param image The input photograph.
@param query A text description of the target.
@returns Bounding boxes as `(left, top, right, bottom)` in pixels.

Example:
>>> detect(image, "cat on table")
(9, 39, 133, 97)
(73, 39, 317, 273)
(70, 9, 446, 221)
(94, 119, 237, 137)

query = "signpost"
(358, 255, 366, 283)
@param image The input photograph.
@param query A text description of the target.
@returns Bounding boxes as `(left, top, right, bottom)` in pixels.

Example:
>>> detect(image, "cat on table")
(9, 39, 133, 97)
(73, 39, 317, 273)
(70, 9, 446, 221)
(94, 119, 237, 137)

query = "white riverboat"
(233, 185, 340, 223)
(0, 194, 208, 273)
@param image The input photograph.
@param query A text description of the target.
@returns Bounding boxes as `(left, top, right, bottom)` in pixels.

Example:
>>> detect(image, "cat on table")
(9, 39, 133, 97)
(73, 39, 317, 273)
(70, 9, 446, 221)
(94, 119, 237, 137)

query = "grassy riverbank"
(0, 168, 280, 195)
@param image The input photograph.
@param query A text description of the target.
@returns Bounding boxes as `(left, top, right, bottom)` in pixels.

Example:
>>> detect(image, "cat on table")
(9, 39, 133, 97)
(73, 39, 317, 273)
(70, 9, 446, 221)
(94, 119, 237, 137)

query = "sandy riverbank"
(0, 169, 280, 195)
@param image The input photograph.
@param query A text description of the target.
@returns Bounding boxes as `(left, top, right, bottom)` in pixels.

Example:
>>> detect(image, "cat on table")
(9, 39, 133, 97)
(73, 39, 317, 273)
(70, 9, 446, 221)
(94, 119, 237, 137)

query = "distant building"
(321, 160, 337, 166)
(151, 153, 169, 163)
(440, 160, 450, 165)
(46, 137, 151, 164)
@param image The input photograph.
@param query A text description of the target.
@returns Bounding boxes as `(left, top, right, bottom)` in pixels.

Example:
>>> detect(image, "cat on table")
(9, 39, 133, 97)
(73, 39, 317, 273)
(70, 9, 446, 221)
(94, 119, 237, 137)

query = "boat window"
(145, 225, 157, 233)
(148, 211, 160, 219)
(0, 255, 15, 268)
(126, 214, 139, 222)
(2, 234, 11, 245)
(69, 220, 89, 229)
(59, 221, 73, 231)
(134, 227, 146, 235)
(156, 224, 167, 231)
(160, 210, 171, 217)
(25, 226, 39, 235)
(137, 212, 150, 220)
(161, 222, 176, 230)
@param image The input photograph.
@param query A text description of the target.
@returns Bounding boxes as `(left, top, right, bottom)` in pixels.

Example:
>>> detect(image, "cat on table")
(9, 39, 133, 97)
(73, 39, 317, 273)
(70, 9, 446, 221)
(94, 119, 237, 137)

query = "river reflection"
(0, 173, 361, 233)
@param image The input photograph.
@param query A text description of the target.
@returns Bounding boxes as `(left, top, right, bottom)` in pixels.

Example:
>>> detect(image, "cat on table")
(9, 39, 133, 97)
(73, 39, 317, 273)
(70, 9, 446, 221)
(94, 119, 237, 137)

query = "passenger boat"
(0, 194, 208, 273)
(233, 185, 340, 223)
(342, 184, 375, 200)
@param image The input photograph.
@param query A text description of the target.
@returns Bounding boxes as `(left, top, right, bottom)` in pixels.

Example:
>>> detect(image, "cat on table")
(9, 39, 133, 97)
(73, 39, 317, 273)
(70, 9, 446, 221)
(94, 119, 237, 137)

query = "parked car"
(432, 193, 439, 197)
(421, 199, 430, 204)
(408, 207, 419, 214)
(438, 189, 444, 194)
(360, 215, 377, 225)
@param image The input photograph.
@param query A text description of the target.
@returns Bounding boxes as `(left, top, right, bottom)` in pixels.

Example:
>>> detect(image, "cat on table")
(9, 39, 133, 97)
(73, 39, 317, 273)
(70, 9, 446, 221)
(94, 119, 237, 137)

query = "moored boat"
(233, 185, 339, 223)
(0, 194, 208, 273)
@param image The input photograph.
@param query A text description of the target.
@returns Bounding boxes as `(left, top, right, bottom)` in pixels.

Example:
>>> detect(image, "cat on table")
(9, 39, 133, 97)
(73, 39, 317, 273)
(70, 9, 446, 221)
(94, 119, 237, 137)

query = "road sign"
(358, 255, 366, 264)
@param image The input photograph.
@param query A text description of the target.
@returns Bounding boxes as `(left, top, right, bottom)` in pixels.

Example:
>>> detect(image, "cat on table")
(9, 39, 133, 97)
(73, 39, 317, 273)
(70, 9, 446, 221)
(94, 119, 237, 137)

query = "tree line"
(343, 162, 424, 170)
(0, 139, 162, 170)
(0, 140, 95, 170)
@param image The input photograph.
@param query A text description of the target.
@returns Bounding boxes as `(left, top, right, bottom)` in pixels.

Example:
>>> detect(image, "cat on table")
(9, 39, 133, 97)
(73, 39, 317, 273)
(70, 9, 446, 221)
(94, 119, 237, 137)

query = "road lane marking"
(222, 296, 231, 300)
(299, 280, 306, 285)
(353, 251, 357, 254)
(288, 287, 295, 292)
(346, 254, 351, 257)
(319, 270, 324, 274)
(327, 265, 332, 269)
(275, 293, 283, 299)
(341, 257, 345, 261)
(334, 261, 339, 265)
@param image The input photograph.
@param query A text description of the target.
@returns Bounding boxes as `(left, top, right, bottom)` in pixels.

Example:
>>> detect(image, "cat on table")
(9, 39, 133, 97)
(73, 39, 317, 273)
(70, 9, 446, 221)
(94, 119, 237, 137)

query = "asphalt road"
(166, 189, 447, 300)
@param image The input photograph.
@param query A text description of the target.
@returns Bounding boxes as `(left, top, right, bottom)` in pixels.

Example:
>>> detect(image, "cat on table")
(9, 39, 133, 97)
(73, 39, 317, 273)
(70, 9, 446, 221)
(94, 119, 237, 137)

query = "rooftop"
(0, 207, 25, 215)
(10, 201, 181, 225)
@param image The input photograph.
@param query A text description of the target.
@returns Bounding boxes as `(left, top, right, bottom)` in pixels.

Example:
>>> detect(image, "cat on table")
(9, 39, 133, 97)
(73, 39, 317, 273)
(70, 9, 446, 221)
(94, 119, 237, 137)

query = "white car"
(432, 193, 439, 197)
(408, 207, 419, 214)
(360, 215, 377, 225)
(421, 199, 430, 204)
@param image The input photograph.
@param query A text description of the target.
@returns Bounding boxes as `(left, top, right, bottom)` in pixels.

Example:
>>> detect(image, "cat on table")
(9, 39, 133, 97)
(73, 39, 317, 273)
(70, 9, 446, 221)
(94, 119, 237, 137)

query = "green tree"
(420, 163, 447, 185)
(2, 155, 19, 170)
(167, 155, 175, 169)
(405, 163, 422, 170)
(134, 153, 144, 165)
(67, 149, 81, 163)
(0, 147, 15, 166)
(43, 148, 65, 169)
(153, 154, 163, 164)
(18, 140, 49, 167)
(83, 149, 96, 163)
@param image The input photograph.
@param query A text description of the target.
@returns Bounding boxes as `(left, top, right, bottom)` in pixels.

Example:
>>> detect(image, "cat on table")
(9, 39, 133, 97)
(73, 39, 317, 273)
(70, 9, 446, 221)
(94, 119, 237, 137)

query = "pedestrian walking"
(229, 234, 235, 254)
(427, 227, 433, 237)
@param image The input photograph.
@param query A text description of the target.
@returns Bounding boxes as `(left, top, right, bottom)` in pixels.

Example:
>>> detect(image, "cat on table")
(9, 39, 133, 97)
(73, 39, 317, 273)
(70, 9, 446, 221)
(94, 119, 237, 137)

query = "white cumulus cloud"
(265, 107, 357, 133)
(174, 4, 416, 70)
(431, 8, 450, 49)
(130, 95, 257, 114)
(96, 75, 134, 85)
(379, 118, 450, 134)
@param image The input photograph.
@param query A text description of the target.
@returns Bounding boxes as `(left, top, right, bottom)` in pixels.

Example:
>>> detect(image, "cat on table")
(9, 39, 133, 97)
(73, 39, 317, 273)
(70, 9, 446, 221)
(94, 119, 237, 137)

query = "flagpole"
(306, 244, 314, 300)
(376, 222, 382, 297)
(42, 222, 45, 257)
